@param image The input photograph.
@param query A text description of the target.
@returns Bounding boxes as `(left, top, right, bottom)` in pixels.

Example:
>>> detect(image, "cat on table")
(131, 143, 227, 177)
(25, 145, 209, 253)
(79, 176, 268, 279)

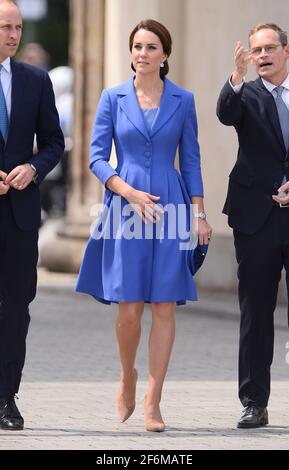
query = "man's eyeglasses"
(250, 43, 283, 57)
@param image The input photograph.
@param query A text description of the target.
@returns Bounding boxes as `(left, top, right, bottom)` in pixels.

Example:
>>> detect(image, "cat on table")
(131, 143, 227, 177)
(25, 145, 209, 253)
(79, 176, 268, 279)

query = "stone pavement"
(0, 269, 289, 450)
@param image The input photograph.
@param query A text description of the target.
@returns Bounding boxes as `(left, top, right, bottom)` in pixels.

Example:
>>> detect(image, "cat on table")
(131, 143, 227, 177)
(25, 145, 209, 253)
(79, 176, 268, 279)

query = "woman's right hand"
(125, 188, 164, 224)
(106, 175, 164, 224)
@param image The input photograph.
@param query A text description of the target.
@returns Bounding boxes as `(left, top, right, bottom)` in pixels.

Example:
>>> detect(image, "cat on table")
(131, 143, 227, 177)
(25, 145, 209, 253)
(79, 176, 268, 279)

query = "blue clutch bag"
(188, 243, 208, 275)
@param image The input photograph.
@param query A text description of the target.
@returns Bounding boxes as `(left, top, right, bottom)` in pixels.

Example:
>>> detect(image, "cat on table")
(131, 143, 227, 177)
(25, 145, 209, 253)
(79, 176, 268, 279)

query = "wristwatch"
(194, 211, 207, 220)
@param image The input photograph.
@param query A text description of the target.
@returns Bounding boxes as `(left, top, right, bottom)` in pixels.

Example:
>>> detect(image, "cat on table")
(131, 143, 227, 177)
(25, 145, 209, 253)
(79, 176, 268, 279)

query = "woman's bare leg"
(115, 302, 144, 421)
(144, 302, 176, 431)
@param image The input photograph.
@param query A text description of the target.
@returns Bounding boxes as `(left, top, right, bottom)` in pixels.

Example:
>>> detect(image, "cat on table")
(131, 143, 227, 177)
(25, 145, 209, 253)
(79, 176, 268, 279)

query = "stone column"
(41, 0, 105, 272)
(104, 0, 184, 87)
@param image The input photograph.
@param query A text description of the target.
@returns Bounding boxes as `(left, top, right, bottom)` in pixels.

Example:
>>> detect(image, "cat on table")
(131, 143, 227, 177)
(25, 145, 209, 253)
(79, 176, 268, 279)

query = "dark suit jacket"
(217, 78, 289, 234)
(0, 59, 64, 230)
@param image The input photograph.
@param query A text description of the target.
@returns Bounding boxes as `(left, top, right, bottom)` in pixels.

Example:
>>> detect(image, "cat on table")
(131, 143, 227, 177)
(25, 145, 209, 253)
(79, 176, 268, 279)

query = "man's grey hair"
(249, 23, 288, 46)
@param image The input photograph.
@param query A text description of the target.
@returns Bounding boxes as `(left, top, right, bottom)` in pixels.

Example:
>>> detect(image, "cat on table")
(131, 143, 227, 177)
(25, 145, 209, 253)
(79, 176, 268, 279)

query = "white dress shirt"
(0, 57, 12, 118)
(262, 74, 289, 109)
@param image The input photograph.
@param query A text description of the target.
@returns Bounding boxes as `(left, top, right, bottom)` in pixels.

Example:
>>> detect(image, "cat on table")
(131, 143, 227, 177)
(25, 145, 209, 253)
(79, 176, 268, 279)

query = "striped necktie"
(0, 64, 9, 143)
(273, 86, 289, 151)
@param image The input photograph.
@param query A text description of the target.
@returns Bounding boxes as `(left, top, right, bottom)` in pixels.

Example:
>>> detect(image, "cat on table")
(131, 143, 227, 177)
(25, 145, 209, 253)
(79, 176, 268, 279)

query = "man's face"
(0, 2, 22, 62)
(249, 29, 289, 84)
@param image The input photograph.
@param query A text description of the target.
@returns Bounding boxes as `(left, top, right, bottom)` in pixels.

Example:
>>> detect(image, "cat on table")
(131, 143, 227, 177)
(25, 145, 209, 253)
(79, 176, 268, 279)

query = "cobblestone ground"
(0, 289, 289, 450)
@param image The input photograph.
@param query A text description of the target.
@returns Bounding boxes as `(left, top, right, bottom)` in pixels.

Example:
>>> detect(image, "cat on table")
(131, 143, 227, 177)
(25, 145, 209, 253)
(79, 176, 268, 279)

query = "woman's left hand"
(197, 219, 213, 245)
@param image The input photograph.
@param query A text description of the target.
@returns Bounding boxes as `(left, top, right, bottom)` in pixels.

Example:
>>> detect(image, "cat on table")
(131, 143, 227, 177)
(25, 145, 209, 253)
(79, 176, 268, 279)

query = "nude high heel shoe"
(143, 396, 165, 432)
(117, 368, 138, 423)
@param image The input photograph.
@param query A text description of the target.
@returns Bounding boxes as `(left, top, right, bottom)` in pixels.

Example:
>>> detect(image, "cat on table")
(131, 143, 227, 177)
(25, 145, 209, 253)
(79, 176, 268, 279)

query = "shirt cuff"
(30, 163, 38, 184)
(229, 77, 245, 94)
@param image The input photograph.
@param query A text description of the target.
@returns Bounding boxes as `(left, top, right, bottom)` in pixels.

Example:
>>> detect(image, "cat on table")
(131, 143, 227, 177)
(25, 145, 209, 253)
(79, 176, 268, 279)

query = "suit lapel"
(150, 79, 181, 137)
(117, 78, 150, 140)
(255, 78, 286, 155)
(117, 77, 181, 140)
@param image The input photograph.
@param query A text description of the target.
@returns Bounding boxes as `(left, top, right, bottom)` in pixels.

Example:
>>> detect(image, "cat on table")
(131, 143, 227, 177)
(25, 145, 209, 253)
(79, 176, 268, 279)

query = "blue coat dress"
(76, 76, 204, 305)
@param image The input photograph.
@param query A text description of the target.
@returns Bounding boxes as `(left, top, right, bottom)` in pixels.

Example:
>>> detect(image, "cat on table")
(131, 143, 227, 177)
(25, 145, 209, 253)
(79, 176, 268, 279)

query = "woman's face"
(131, 28, 166, 76)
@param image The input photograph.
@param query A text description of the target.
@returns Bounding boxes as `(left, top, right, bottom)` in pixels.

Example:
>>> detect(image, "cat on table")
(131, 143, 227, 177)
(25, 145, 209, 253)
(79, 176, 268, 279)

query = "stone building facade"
(41, 0, 288, 297)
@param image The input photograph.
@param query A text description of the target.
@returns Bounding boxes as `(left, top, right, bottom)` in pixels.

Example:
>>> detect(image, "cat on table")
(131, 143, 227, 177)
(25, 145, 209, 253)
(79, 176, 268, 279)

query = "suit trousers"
(234, 206, 289, 408)
(0, 195, 38, 397)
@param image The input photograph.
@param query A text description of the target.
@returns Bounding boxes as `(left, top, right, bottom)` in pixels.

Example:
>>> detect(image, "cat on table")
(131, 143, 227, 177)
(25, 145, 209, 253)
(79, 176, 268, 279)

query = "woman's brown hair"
(129, 19, 172, 79)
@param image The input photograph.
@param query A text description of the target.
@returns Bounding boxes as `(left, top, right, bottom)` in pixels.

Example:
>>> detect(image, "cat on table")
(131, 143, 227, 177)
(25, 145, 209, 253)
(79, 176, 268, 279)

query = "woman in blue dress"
(76, 19, 212, 432)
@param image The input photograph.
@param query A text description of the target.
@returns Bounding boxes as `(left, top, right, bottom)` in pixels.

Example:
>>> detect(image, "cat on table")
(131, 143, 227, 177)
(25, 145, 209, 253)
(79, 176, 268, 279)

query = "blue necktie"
(0, 64, 9, 143)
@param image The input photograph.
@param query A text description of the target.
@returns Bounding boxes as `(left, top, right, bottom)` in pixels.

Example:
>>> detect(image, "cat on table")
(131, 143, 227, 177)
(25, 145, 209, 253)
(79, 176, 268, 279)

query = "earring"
(160, 62, 165, 68)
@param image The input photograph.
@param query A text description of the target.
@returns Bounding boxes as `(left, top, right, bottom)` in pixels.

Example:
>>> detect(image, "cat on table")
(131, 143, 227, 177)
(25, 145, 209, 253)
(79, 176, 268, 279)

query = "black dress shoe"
(237, 405, 268, 429)
(0, 397, 24, 431)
